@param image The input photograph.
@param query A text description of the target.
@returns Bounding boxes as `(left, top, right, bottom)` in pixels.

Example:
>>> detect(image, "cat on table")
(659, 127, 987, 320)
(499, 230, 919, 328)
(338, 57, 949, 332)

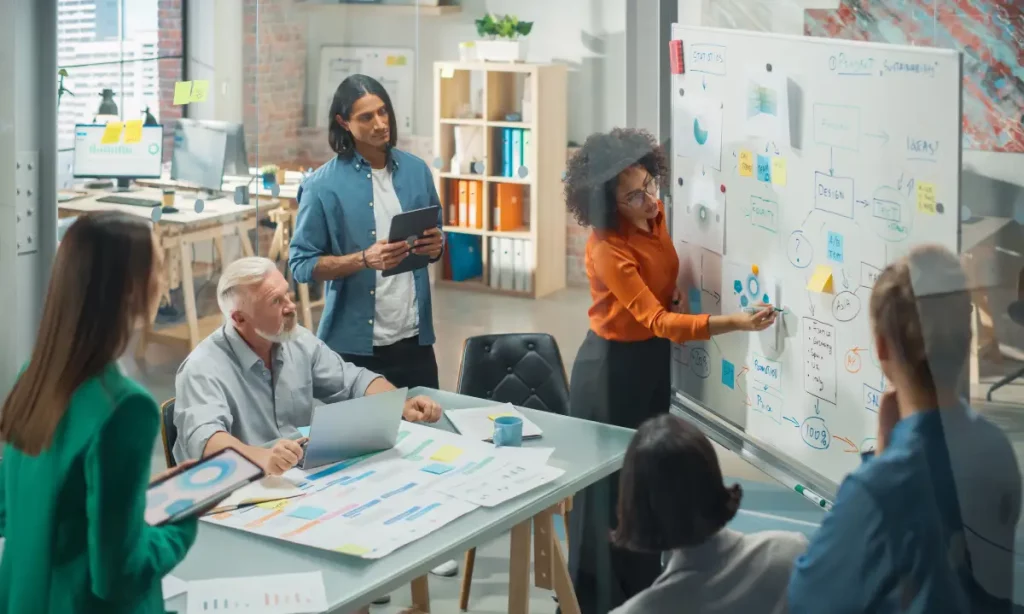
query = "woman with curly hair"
(563, 128, 776, 613)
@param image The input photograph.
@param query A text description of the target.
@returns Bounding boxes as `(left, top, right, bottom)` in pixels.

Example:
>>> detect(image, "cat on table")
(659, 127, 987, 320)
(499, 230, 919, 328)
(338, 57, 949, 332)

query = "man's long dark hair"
(327, 74, 398, 158)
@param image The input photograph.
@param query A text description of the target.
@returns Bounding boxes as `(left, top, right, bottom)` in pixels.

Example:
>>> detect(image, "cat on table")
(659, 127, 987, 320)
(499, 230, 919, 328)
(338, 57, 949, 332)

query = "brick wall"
(242, 0, 307, 167)
(156, 0, 183, 163)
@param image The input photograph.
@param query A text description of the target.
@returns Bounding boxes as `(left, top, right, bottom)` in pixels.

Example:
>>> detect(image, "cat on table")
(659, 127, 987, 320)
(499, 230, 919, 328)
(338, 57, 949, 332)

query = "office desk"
(136, 174, 301, 202)
(58, 187, 282, 353)
(165, 388, 634, 614)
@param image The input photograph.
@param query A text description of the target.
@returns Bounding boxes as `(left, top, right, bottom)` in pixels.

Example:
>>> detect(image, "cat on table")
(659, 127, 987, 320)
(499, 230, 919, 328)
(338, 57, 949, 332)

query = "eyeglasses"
(620, 176, 659, 208)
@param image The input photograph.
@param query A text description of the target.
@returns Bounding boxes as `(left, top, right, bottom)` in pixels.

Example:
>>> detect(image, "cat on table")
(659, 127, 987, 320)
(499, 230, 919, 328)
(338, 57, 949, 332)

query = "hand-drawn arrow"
(814, 398, 821, 414)
(906, 178, 916, 196)
(829, 148, 834, 176)
(806, 291, 816, 316)
(702, 75, 707, 91)
(864, 129, 890, 144)
(841, 269, 850, 289)
(833, 435, 858, 453)
(737, 367, 749, 380)
(856, 199, 870, 208)
(701, 165, 706, 176)
(784, 416, 799, 427)
(771, 141, 779, 155)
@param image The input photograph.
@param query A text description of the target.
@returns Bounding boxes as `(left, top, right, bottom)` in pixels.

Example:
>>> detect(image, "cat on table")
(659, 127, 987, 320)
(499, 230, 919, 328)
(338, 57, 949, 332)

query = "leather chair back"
(160, 398, 178, 468)
(456, 333, 570, 415)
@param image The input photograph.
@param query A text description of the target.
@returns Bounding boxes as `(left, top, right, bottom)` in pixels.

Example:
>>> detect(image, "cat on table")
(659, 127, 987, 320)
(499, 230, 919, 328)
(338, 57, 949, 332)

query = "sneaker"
(371, 595, 391, 605)
(429, 559, 459, 577)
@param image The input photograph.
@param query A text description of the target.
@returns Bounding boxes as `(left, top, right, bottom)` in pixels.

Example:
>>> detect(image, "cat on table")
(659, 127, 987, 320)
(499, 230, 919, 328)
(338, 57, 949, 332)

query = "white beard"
(256, 320, 299, 343)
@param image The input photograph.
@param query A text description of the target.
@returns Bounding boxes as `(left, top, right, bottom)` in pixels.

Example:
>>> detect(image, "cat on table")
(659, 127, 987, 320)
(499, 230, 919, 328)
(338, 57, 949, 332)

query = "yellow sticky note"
(256, 499, 289, 511)
(488, 412, 516, 421)
(440, 66, 455, 79)
(100, 121, 123, 144)
(173, 81, 192, 105)
(387, 55, 407, 66)
(336, 544, 371, 556)
(917, 182, 936, 214)
(123, 119, 144, 144)
(806, 265, 834, 294)
(189, 79, 210, 103)
(429, 444, 464, 462)
(770, 157, 787, 186)
(738, 150, 754, 177)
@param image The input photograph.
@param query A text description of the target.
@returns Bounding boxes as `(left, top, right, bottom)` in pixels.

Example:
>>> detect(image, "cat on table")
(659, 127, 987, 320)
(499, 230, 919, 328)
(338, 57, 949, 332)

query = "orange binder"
(493, 183, 524, 231)
(447, 181, 459, 226)
(468, 181, 483, 229)
(457, 180, 469, 227)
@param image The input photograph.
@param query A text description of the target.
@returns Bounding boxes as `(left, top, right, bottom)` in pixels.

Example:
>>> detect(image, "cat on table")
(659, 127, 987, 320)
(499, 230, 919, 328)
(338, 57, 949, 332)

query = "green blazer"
(0, 364, 197, 613)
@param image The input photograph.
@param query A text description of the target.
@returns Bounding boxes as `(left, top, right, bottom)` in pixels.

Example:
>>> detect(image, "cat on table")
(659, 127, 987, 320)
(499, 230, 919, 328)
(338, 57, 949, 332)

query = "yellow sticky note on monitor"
(189, 79, 210, 103)
(173, 81, 192, 105)
(100, 121, 123, 144)
(387, 55, 407, 66)
(336, 544, 371, 556)
(123, 119, 144, 144)
(771, 157, 787, 186)
(806, 265, 834, 294)
(916, 182, 936, 214)
(429, 444, 464, 462)
(738, 150, 754, 177)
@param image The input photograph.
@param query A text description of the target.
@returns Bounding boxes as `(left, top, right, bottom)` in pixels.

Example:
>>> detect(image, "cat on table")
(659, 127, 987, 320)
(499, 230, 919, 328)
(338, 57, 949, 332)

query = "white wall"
(301, 0, 627, 144)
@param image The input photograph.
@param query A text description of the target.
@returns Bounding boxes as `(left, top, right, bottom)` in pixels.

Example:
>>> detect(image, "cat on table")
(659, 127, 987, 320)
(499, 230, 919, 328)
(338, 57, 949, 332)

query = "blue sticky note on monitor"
(756, 155, 771, 182)
(687, 287, 702, 313)
(827, 231, 844, 263)
(297, 426, 310, 437)
(421, 463, 455, 475)
(722, 359, 735, 389)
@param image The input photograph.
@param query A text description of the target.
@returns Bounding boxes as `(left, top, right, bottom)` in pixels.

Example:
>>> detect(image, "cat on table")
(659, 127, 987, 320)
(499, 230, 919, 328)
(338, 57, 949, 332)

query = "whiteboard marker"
(795, 484, 832, 511)
(743, 306, 784, 314)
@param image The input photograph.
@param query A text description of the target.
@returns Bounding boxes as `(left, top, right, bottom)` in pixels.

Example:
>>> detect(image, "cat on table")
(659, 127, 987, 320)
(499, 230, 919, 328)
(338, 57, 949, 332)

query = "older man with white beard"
(172, 256, 442, 474)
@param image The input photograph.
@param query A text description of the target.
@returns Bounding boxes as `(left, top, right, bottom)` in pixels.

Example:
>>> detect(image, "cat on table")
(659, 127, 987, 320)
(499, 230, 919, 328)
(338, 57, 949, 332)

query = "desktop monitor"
(178, 119, 248, 177)
(73, 124, 163, 190)
(170, 119, 228, 194)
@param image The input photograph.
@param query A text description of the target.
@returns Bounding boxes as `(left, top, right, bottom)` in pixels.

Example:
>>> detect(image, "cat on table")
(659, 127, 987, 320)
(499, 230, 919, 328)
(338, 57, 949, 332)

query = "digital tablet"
(145, 448, 265, 526)
(383, 205, 442, 278)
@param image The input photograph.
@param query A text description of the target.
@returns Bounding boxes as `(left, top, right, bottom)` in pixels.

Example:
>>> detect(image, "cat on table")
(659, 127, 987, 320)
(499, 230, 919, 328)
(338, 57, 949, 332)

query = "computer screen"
(178, 119, 248, 177)
(170, 120, 228, 192)
(73, 124, 163, 181)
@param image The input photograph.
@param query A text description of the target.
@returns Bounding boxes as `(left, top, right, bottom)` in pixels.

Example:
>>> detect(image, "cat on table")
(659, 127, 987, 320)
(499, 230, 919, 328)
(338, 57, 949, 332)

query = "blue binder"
(502, 128, 513, 177)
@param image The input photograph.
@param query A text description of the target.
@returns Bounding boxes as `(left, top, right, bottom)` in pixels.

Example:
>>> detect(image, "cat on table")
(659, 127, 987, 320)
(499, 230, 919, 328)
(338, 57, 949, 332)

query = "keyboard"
(96, 195, 162, 208)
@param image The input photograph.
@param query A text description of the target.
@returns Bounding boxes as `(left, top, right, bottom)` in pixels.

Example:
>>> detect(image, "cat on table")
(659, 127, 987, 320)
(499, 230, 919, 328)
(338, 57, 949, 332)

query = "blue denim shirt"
(788, 407, 1020, 614)
(289, 148, 441, 356)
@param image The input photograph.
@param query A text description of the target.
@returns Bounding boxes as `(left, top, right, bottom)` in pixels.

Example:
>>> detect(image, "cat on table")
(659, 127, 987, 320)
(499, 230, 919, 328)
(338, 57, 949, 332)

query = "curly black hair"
(563, 128, 669, 230)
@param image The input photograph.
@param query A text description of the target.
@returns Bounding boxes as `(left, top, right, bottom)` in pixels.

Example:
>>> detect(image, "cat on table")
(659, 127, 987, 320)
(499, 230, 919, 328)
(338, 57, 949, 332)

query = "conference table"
(163, 388, 635, 613)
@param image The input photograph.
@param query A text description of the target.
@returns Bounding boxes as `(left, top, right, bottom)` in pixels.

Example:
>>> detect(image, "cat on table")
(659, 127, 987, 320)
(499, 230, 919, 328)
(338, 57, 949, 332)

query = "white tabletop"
(59, 186, 276, 226)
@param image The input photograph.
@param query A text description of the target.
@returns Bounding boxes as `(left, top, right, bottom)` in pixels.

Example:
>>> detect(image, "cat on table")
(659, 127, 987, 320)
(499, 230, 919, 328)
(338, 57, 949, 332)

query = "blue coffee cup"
(493, 416, 524, 447)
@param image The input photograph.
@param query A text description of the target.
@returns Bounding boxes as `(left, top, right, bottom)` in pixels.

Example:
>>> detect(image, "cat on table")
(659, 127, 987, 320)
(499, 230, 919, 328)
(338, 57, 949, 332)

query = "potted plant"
(475, 14, 533, 63)
(260, 164, 279, 188)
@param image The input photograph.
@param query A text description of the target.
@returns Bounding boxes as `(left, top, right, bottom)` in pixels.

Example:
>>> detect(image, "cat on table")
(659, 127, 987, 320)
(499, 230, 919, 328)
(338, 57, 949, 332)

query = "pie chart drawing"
(693, 118, 709, 145)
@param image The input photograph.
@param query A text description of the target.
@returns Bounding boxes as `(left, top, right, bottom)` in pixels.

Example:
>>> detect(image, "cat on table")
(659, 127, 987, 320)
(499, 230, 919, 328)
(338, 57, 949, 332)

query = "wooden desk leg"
(236, 223, 255, 258)
(533, 508, 554, 590)
(508, 519, 532, 614)
(267, 222, 284, 262)
(458, 548, 476, 611)
(179, 242, 201, 350)
(410, 575, 431, 613)
(299, 282, 313, 330)
(212, 235, 226, 271)
(549, 524, 582, 614)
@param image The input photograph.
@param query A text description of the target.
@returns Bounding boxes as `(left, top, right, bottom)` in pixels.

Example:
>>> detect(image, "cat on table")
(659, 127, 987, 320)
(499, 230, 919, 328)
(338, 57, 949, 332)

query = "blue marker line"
(384, 506, 421, 525)
(381, 482, 417, 499)
(406, 503, 441, 521)
(342, 499, 381, 518)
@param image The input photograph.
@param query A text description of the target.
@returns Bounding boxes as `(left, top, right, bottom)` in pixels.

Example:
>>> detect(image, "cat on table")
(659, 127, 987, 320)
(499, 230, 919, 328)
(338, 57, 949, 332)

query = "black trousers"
(341, 336, 440, 390)
(567, 331, 670, 614)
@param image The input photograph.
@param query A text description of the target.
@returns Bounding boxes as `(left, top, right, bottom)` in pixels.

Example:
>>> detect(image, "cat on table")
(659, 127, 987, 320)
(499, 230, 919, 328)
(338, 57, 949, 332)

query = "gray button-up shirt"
(172, 324, 381, 463)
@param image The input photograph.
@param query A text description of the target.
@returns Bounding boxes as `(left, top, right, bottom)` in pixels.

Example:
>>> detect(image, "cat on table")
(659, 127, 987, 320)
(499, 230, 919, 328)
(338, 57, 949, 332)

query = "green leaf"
(515, 21, 533, 36)
(476, 13, 498, 37)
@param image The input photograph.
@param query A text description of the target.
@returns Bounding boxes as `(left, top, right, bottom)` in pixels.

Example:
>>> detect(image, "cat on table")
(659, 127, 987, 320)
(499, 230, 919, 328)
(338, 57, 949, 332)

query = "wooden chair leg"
(458, 548, 476, 611)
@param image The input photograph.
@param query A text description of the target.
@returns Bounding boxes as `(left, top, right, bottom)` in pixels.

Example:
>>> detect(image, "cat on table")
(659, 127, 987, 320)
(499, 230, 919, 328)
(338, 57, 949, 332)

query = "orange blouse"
(584, 201, 711, 344)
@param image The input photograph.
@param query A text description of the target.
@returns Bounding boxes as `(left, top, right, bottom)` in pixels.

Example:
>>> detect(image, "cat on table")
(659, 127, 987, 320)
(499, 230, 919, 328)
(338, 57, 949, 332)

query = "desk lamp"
(93, 89, 119, 124)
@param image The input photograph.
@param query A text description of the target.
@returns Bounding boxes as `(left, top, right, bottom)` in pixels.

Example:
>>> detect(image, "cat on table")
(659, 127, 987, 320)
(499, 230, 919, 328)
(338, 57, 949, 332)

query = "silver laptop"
(298, 388, 407, 470)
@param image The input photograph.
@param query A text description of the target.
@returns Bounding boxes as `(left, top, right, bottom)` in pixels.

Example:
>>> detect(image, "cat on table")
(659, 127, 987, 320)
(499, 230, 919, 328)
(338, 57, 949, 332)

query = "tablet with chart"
(669, 26, 961, 488)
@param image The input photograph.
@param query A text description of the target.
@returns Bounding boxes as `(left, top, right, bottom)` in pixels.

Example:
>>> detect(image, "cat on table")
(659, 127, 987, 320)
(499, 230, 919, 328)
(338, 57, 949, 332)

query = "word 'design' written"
(802, 317, 836, 404)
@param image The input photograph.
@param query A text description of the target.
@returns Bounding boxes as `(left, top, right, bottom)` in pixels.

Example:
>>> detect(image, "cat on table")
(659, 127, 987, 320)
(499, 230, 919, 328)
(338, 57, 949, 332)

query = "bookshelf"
(431, 61, 568, 298)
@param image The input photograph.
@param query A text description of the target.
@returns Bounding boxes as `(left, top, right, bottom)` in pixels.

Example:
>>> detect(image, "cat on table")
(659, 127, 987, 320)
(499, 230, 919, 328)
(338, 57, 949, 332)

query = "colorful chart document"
(185, 572, 327, 614)
(436, 460, 565, 507)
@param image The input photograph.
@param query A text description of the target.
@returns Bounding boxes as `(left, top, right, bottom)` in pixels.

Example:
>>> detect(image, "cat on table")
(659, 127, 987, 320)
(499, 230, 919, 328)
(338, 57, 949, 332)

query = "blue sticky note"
(288, 506, 326, 520)
(421, 463, 454, 475)
(687, 287, 702, 313)
(756, 155, 771, 182)
(297, 426, 310, 437)
(827, 231, 844, 263)
(722, 359, 735, 389)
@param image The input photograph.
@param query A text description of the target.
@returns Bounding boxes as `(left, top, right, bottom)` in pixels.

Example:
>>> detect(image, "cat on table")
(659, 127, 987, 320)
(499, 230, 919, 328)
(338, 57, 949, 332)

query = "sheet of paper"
(185, 572, 327, 614)
(723, 260, 781, 351)
(675, 168, 725, 255)
(123, 119, 144, 144)
(173, 81, 192, 105)
(162, 574, 188, 600)
(494, 446, 555, 466)
(100, 122, 123, 145)
(445, 405, 543, 441)
(675, 95, 723, 171)
(211, 476, 305, 514)
(743, 65, 791, 146)
(436, 460, 565, 507)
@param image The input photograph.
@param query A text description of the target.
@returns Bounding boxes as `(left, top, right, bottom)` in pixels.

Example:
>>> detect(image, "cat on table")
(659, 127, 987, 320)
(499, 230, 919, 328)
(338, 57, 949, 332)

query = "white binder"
(488, 238, 501, 289)
(499, 237, 515, 290)
(513, 239, 528, 292)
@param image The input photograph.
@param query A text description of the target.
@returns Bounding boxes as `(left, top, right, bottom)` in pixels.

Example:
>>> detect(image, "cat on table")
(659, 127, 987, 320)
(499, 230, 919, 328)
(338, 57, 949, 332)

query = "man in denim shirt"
(789, 246, 1021, 613)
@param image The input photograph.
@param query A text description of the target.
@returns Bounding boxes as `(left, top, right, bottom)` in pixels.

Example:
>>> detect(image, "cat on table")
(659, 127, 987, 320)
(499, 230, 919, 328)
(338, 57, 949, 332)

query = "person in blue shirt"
(289, 74, 458, 586)
(788, 244, 1021, 613)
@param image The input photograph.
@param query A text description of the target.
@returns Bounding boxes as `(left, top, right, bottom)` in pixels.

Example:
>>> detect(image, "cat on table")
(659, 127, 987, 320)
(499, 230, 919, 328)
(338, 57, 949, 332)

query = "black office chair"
(455, 333, 571, 610)
(988, 300, 1024, 401)
(160, 398, 178, 469)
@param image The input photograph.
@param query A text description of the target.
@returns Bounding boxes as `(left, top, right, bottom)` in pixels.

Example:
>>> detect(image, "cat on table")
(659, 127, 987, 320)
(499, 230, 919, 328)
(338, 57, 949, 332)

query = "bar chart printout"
(184, 571, 328, 614)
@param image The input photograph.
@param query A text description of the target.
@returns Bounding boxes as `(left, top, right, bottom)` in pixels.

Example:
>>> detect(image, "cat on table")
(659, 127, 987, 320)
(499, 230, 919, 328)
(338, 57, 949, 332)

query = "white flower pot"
(475, 39, 527, 63)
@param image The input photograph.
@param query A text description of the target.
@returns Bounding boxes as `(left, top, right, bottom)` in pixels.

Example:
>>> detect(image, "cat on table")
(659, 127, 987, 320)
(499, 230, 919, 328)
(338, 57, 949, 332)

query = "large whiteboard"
(669, 26, 962, 486)
(316, 46, 415, 133)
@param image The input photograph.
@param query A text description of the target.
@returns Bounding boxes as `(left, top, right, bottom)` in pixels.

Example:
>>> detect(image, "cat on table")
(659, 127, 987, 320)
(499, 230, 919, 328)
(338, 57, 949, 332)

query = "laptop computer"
(298, 388, 408, 470)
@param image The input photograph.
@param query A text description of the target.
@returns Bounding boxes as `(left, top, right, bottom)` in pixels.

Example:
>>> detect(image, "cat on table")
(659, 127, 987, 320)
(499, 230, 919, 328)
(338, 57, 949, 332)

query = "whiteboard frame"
(668, 25, 964, 499)
(315, 45, 415, 134)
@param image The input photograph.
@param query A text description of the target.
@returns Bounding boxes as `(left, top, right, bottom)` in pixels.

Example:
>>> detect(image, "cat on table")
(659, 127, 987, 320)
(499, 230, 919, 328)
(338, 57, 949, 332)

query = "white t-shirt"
(370, 166, 419, 346)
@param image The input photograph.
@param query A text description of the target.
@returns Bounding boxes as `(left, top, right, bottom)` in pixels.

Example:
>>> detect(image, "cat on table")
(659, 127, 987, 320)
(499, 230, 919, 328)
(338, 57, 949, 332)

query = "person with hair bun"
(789, 245, 1021, 613)
(609, 413, 807, 614)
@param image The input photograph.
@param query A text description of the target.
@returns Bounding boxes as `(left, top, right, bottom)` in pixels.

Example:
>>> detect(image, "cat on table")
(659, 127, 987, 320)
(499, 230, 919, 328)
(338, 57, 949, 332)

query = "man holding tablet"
(172, 257, 442, 475)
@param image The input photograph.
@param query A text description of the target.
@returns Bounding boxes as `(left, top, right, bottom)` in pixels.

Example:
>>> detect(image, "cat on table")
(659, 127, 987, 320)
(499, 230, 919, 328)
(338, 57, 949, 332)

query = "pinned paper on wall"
(675, 95, 724, 171)
(100, 122, 123, 145)
(743, 66, 791, 146)
(123, 119, 144, 144)
(756, 155, 771, 182)
(738, 149, 754, 177)
(770, 157, 787, 186)
(676, 168, 726, 255)
(724, 260, 781, 351)
(188, 79, 210, 103)
(806, 265, 834, 293)
(173, 81, 192, 105)
(917, 182, 937, 214)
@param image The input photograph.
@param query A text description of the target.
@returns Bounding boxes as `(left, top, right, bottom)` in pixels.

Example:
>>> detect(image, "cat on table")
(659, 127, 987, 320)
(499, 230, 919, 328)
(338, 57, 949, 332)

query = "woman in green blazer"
(0, 211, 197, 613)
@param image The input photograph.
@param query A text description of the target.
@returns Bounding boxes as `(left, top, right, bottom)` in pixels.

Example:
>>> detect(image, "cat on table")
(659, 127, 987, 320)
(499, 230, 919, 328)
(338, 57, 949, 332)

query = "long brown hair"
(0, 212, 157, 455)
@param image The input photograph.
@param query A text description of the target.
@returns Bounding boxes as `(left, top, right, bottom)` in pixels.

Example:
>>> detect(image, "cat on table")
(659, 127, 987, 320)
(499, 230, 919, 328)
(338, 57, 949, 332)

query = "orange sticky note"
(100, 121, 123, 144)
(173, 81, 192, 105)
(189, 79, 209, 103)
(123, 119, 144, 144)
